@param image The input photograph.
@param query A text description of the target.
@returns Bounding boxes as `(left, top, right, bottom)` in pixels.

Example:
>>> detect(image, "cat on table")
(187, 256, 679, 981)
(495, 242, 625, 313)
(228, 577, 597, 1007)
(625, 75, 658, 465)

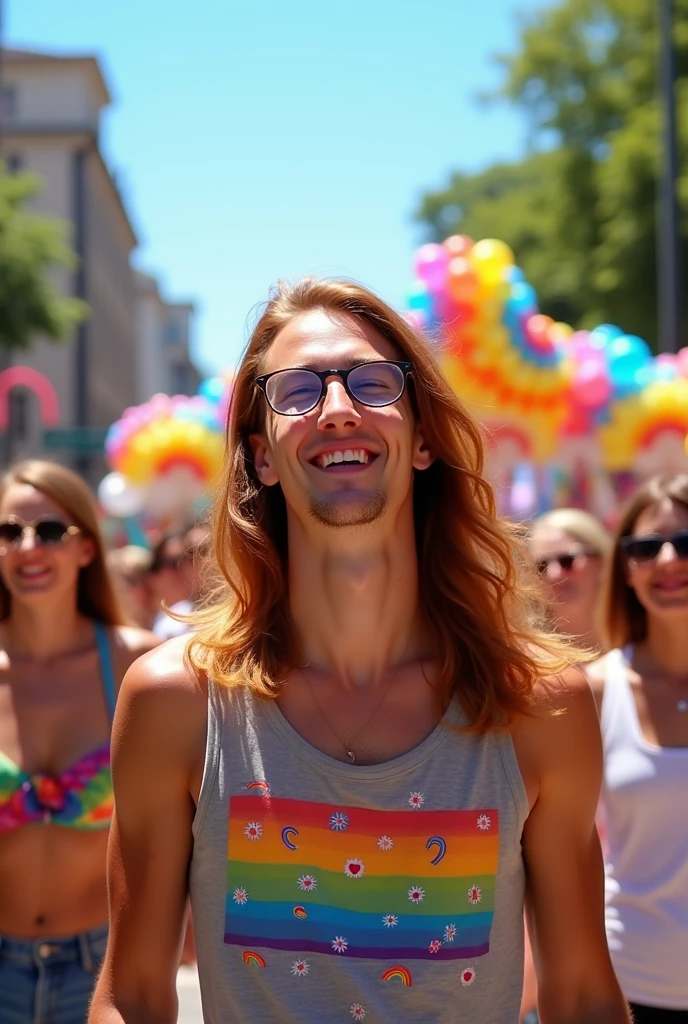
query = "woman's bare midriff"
(0, 826, 109, 936)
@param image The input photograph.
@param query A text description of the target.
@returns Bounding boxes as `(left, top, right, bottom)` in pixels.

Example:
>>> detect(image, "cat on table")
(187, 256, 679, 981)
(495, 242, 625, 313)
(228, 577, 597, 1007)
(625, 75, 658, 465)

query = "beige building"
(0, 48, 200, 483)
(135, 271, 201, 402)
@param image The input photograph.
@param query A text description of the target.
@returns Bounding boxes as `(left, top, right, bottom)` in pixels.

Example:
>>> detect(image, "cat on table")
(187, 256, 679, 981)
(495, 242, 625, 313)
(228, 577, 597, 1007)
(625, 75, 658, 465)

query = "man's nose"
(317, 378, 361, 430)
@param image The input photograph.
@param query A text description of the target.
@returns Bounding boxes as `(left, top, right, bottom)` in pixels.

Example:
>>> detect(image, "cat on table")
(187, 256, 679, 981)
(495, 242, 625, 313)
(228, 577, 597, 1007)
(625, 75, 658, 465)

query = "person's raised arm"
(89, 639, 207, 1024)
(513, 668, 631, 1024)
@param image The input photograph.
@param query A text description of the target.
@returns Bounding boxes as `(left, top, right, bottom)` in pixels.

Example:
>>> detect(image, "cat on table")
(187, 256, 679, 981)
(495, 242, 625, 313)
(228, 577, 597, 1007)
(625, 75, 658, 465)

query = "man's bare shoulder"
(512, 666, 602, 804)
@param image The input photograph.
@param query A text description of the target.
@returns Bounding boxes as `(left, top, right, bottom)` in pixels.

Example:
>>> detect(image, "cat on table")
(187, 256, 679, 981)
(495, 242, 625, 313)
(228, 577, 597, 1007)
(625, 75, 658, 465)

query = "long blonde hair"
(0, 459, 127, 625)
(188, 278, 580, 731)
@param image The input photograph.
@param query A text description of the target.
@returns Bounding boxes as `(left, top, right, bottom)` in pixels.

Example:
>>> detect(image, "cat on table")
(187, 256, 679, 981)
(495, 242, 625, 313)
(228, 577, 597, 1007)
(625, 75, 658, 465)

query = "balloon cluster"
(101, 381, 233, 519)
(409, 236, 688, 473)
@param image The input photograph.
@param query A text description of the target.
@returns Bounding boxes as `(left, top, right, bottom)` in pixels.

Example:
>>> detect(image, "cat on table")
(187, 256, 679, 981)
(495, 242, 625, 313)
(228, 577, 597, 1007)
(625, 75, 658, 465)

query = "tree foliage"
(0, 163, 87, 350)
(415, 0, 688, 349)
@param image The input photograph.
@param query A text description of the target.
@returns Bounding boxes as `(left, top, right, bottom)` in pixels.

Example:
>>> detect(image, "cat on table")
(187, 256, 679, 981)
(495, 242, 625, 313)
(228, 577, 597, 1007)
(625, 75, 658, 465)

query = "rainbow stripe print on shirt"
(224, 793, 499, 961)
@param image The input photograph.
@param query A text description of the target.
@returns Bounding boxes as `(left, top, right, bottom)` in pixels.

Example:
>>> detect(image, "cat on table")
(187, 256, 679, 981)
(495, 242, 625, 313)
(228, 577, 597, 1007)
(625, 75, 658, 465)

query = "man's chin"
(308, 490, 387, 528)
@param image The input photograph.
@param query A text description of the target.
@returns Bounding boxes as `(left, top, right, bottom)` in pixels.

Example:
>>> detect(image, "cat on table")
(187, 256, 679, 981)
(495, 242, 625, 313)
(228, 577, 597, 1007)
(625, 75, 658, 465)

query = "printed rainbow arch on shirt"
(381, 965, 413, 986)
(225, 795, 499, 962)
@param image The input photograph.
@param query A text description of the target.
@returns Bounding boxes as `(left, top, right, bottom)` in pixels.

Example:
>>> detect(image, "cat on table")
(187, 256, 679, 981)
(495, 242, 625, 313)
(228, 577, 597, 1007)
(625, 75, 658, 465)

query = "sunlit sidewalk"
(177, 966, 203, 1023)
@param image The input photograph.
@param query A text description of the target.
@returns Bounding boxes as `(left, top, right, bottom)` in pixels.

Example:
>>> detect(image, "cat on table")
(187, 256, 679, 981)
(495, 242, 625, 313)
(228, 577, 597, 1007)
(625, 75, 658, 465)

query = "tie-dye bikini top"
(0, 622, 116, 832)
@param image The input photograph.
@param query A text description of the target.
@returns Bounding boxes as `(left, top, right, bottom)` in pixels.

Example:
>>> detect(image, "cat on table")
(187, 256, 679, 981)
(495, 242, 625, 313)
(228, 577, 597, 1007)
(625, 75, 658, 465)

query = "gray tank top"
(189, 682, 529, 1023)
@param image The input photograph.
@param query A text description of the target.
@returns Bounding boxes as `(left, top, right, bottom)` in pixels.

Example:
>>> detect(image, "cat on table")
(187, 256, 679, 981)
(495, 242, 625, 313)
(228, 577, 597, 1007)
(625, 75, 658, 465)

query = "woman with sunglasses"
(585, 475, 688, 1023)
(529, 508, 611, 651)
(0, 460, 158, 1023)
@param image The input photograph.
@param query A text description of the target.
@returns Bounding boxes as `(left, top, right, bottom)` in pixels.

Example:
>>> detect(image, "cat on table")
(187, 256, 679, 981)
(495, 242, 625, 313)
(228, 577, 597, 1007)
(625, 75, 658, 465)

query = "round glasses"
(254, 360, 413, 416)
(0, 516, 80, 552)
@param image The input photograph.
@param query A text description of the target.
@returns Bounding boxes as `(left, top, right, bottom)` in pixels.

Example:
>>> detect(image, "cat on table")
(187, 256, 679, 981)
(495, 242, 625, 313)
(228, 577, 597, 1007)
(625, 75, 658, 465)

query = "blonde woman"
(530, 508, 611, 651)
(0, 461, 158, 1023)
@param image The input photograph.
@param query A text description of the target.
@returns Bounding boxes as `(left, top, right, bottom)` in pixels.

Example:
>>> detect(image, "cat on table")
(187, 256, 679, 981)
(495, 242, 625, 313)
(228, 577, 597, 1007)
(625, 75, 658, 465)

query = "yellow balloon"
(470, 238, 515, 269)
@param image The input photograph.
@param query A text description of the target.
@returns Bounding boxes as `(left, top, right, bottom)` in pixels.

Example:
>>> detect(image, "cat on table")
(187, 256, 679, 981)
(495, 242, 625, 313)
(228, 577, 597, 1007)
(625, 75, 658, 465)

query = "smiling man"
(90, 279, 630, 1024)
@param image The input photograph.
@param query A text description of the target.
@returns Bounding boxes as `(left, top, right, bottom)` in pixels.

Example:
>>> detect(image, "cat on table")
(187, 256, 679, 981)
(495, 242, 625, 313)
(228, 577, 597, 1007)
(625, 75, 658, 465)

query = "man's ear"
(412, 423, 435, 472)
(249, 433, 280, 486)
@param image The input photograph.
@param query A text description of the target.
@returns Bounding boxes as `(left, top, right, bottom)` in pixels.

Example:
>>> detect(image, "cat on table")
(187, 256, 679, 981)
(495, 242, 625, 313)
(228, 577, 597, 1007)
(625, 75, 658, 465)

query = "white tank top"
(600, 647, 688, 1009)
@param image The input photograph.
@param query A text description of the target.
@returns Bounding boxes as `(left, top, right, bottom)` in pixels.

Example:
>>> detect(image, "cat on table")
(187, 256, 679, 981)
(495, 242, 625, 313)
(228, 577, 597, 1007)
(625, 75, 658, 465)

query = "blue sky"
(6, 0, 546, 375)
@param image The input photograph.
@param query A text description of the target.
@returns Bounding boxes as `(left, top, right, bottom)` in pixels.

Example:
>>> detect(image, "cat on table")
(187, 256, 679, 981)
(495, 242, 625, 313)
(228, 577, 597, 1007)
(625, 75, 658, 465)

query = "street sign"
(42, 427, 108, 452)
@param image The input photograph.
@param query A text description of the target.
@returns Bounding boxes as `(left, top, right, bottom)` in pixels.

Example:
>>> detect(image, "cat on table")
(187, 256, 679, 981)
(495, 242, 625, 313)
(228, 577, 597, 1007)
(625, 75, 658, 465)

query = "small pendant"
(346, 749, 356, 763)
(678, 700, 688, 713)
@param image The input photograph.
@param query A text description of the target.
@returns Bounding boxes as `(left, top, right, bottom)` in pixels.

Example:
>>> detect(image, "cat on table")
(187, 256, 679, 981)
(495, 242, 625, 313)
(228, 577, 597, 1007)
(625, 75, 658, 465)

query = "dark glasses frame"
(254, 360, 414, 416)
(0, 515, 81, 552)
(619, 529, 688, 562)
(535, 550, 599, 575)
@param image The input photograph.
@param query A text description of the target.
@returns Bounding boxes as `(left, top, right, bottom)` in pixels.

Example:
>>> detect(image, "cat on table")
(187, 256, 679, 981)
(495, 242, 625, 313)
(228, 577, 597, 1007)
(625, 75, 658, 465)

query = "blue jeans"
(0, 924, 107, 1024)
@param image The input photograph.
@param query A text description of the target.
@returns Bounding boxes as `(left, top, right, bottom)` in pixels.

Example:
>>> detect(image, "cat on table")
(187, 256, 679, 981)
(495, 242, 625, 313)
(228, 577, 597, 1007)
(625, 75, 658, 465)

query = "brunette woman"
(586, 475, 688, 1023)
(0, 460, 158, 1023)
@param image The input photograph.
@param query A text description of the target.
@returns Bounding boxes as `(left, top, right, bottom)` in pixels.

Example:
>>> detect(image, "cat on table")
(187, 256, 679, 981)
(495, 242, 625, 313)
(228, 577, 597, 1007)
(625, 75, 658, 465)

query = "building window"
(1, 85, 17, 120)
(8, 389, 30, 441)
(6, 154, 23, 174)
(170, 365, 189, 396)
(163, 320, 182, 345)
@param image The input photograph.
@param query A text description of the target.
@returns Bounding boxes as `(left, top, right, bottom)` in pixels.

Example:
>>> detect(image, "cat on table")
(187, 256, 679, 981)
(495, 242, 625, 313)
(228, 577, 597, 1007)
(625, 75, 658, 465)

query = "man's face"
(250, 309, 432, 530)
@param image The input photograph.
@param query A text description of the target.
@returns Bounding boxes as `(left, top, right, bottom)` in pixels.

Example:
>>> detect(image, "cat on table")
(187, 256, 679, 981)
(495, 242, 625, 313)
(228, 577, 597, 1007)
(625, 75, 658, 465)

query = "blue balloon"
(407, 281, 433, 316)
(608, 333, 651, 365)
(590, 323, 624, 347)
(198, 376, 226, 404)
(509, 282, 537, 315)
(504, 265, 526, 284)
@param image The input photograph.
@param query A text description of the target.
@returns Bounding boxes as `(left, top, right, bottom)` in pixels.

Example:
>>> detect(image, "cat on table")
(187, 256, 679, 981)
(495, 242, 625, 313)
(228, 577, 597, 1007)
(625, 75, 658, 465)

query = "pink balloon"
(414, 244, 449, 293)
(677, 348, 688, 378)
(572, 359, 611, 409)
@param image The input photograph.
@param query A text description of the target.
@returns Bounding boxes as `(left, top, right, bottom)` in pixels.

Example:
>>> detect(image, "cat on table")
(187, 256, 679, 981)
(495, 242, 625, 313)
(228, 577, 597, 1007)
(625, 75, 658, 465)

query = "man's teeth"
(19, 567, 48, 576)
(318, 449, 370, 469)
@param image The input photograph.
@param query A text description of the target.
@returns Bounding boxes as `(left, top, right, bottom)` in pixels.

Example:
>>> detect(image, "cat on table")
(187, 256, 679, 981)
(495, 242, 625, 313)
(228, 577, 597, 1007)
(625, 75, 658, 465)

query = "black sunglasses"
(254, 360, 413, 416)
(535, 551, 598, 575)
(620, 530, 688, 562)
(0, 515, 80, 552)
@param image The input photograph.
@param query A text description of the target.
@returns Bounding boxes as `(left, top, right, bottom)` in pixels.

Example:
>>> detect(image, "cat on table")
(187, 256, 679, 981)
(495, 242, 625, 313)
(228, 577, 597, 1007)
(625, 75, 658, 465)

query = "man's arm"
(513, 668, 631, 1024)
(90, 638, 207, 1024)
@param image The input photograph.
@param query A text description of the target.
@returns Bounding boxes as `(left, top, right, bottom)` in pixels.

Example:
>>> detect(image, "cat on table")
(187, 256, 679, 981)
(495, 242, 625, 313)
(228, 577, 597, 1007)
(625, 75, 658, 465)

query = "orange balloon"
(444, 235, 474, 259)
(446, 258, 480, 304)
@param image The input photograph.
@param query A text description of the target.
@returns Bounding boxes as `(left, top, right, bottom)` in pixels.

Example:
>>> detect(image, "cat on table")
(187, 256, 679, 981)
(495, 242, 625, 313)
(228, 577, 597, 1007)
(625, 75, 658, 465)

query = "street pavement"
(177, 967, 203, 1023)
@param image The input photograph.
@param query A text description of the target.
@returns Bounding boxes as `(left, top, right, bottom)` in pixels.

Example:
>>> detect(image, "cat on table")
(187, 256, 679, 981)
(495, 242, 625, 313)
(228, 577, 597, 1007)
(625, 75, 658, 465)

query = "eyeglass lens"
(265, 362, 406, 415)
(0, 519, 72, 548)
(622, 530, 688, 562)
(536, 553, 578, 574)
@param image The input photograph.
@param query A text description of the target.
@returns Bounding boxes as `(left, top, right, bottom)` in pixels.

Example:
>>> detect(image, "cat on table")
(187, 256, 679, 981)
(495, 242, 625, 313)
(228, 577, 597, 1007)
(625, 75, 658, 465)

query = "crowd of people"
(0, 278, 685, 1023)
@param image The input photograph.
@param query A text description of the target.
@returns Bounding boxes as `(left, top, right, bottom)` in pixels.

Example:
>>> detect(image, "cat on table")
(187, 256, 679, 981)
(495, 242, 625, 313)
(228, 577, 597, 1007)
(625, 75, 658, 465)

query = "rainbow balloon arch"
(407, 235, 688, 521)
(98, 374, 233, 528)
(101, 236, 688, 528)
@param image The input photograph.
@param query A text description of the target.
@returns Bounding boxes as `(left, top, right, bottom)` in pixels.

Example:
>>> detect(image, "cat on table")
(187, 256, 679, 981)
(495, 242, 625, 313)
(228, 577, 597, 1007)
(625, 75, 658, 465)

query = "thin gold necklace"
(302, 669, 394, 764)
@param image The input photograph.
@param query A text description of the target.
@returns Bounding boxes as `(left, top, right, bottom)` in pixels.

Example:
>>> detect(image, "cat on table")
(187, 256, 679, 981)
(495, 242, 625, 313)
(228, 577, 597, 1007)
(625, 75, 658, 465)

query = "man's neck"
(288, 504, 428, 691)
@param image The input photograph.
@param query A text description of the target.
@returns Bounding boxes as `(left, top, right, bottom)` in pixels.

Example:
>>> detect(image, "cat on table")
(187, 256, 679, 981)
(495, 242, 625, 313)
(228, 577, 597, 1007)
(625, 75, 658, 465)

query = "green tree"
(415, 0, 688, 349)
(0, 162, 86, 349)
